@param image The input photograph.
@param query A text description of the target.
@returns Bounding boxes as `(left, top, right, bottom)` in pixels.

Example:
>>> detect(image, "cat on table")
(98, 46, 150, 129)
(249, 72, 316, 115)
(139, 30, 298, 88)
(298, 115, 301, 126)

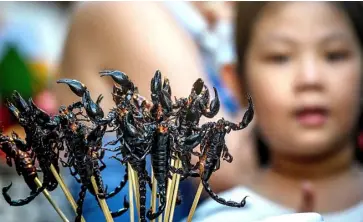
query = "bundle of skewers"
(0, 69, 254, 222)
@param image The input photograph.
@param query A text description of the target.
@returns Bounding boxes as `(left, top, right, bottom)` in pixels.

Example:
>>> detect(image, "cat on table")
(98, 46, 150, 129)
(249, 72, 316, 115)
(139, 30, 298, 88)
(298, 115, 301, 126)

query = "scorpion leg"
(69, 168, 81, 183)
(98, 149, 107, 171)
(222, 144, 233, 163)
(104, 136, 122, 147)
(213, 159, 221, 172)
(110, 195, 130, 218)
(2, 182, 45, 206)
(110, 156, 128, 165)
(70, 167, 78, 176)
(202, 179, 248, 208)
(75, 185, 87, 222)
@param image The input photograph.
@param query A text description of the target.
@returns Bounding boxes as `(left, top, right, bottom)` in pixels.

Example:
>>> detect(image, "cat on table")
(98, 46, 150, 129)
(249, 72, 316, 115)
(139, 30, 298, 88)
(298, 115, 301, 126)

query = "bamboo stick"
(128, 163, 135, 222)
(151, 168, 157, 222)
(164, 158, 177, 222)
(34, 177, 70, 222)
(128, 165, 140, 221)
(169, 159, 182, 222)
(90, 176, 114, 222)
(158, 198, 163, 222)
(187, 181, 203, 222)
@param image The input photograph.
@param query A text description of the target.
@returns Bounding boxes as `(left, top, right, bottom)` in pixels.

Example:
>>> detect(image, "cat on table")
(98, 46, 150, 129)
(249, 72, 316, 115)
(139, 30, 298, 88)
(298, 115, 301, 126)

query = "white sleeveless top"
(187, 186, 363, 222)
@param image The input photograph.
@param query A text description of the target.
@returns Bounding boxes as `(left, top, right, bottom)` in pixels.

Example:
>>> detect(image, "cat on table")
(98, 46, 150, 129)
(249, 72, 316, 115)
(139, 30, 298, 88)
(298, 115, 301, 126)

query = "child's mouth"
(295, 106, 329, 127)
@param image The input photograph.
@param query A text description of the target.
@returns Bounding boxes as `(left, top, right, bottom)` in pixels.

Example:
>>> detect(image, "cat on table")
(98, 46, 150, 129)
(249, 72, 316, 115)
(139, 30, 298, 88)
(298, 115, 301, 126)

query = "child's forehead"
(249, 2, 356, 46)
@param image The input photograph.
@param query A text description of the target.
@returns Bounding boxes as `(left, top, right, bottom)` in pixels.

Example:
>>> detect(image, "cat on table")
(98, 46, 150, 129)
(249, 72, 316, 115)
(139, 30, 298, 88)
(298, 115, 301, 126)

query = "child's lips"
(294, 106, 329, 127)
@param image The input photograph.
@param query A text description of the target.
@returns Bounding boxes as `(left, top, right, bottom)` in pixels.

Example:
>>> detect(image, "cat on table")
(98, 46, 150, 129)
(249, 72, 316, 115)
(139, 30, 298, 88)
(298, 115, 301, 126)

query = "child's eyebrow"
(258, 33, 296, 46)
(256, 31, 353, 47)
(320, 32, 352, 44)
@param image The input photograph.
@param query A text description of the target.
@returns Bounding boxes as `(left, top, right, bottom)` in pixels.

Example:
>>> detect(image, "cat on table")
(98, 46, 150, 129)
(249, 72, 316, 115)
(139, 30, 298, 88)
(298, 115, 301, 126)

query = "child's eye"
(265, 54, 290, 64)
(325, 51, 350, 62)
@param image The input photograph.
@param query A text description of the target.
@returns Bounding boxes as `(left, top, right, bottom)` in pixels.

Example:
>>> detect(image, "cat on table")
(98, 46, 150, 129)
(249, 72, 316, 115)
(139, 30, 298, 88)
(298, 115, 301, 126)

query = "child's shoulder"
(189, 186, 291, 222)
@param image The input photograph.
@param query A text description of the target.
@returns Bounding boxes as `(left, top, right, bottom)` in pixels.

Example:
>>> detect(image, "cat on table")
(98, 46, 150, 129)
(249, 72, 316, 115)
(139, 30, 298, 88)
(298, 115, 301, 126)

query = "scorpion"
(100, 70, 156, 221)
(171, 78, 221, 179)
(110, 112, 155, 222)
(182, 94, 254, 207)
(0, 129, 45, 206)
(6, 92, 61, 192)
(56, 106, 129, 222)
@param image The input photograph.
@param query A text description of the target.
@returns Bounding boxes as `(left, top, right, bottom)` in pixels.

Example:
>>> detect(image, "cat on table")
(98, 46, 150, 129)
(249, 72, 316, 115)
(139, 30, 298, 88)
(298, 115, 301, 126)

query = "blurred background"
(0, 2, 74, 222)
(0, 2, 248, 222)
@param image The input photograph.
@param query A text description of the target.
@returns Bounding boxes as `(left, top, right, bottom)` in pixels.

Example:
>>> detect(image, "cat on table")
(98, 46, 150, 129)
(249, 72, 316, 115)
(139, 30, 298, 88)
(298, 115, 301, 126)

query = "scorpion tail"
(138, 172, 147, 222)
(110, 195, 130, 218)
(202, 180, 248, 208)
(146, 185, 166, 220)
(76, 185, 87, 222)
(2, 182, 44, 206)
(103, 168, 128, 199)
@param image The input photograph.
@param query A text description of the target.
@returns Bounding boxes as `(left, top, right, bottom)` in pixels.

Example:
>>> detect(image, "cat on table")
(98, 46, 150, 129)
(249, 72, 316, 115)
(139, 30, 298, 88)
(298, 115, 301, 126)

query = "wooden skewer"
(90, 176, 114, 222)
(50, 164, 86, 222)
(187, 181, 203, 222)
(164, 158, 176, 221)
(127, 164, 135, 222)
(129, 166, 140, 218)
(34, 177, 70, 222)
(151, 168, 157, 222)
(169, 159, 182, 222)
(158, 198, 163, 222)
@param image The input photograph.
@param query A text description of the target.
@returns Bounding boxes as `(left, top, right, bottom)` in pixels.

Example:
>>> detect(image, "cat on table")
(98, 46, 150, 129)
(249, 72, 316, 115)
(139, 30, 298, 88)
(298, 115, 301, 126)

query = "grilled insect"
(109, 112, 155, 222)
(183, 95, 254, 207)
(57, 106, 129, 222)
(6, 92, 61, 192)
(0, 131, 45, 206)
(146, 121, 179, 220)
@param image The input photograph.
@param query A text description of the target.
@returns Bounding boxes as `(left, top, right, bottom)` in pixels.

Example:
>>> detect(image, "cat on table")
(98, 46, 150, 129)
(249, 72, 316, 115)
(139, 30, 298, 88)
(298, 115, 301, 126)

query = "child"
(190, 2, 363, 222)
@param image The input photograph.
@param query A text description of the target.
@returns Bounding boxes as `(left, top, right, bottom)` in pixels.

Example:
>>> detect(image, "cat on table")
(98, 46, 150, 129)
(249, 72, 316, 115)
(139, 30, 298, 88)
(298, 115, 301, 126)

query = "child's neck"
(269, 143, 355, 181)
(250, 142, 363, 212)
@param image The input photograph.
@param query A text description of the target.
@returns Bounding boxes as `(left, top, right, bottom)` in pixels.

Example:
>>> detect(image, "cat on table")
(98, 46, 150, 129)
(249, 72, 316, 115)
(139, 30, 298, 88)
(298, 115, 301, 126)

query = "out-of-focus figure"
(191, 2, 363, 222)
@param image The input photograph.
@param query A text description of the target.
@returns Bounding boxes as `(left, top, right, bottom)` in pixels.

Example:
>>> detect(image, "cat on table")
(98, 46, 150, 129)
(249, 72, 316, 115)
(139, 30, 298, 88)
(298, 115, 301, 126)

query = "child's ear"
(220, 63, 249, 107)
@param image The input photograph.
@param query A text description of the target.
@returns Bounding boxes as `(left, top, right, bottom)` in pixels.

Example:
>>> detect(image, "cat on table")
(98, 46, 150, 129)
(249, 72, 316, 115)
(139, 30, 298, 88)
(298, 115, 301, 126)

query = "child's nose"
(294, 56, 324, 92)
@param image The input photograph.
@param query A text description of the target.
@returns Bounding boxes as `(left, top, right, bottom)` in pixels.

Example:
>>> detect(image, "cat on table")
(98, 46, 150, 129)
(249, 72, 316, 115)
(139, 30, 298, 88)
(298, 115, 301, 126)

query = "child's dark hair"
(234, 2, 363, 167)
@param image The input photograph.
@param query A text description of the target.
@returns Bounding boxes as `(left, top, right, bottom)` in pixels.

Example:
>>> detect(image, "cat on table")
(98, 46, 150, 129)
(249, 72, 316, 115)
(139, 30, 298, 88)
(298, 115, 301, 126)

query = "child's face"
(244, 2, 362, 158)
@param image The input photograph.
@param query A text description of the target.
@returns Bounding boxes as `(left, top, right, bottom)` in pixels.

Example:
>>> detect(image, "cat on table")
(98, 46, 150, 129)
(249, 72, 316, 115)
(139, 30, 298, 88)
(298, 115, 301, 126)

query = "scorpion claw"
(240, 94, 254, 128)
(192, 78, 204, 95)
(202, 87, 220, 118)
(11, 91, 30, 113)
(99, 70, 131, 86)
(56, 79, 87, 97)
